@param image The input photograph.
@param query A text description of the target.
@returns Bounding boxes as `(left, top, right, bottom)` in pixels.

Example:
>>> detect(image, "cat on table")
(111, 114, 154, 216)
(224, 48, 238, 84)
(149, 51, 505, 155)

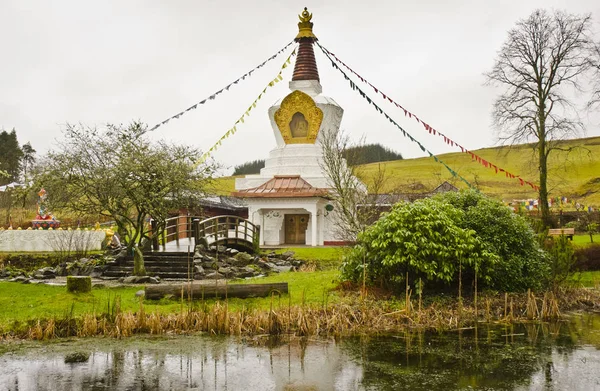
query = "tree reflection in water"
(0, 314, 598, 390)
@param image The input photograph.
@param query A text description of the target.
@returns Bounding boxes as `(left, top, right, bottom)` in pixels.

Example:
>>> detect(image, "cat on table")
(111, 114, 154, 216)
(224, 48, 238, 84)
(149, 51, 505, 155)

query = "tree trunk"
(133, 247, 146, 276)
(538, 137, 552, 228)
(145, 282, 288, 300)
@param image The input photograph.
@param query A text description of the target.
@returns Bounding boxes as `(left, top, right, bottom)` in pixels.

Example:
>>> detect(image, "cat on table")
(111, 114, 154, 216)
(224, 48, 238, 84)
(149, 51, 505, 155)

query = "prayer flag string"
(317, 43, 540, 191)
(148, 41, 294, 132)
(195, 47, 297, 166)
(316, 43, 474, 189)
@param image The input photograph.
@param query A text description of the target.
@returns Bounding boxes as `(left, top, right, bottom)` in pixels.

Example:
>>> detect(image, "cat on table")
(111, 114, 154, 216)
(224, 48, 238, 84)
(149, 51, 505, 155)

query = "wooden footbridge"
(151, 215, 260, 253)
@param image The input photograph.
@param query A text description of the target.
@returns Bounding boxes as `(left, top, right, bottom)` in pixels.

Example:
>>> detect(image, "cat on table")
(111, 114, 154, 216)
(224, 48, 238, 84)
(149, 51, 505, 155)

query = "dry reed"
(4, 287, 599, 341)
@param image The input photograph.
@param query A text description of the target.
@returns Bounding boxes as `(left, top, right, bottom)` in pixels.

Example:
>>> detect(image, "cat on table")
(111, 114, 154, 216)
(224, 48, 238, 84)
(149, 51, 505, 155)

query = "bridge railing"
(194, 215, 260, 253)
(151, 215, 260, 253)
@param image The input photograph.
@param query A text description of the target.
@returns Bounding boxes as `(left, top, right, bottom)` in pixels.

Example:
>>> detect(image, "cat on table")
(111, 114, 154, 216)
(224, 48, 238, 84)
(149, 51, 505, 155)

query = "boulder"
(206, 271, 224, 280)
(195, 243, 207, 253)
(233, 252, 254, 266)
(10, 275, 30, 284)
(273, 265, 293, 273)
(217, 245, 227, 253)
(122, 276, 160, 284)
(33, 267, 56, 280)
(218, 267, 232, 276)
(193, 251, 202, 260)
(194, 265, 205, 275)
(237, 266, 257, 278)
(280, 251, 295, 260)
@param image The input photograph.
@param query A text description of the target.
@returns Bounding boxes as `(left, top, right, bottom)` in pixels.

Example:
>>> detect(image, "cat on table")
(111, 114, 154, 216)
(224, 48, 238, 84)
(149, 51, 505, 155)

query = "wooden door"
(285, 214, 309, 244)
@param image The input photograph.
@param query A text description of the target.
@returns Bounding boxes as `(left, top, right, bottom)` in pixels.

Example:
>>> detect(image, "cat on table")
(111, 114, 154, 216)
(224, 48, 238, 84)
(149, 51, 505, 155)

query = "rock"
(92, 283, 105, 288)
(202, 254, 216, 262)
(233, 252, 254, 266)
(64, 352, 90, 364)
(140, 237, 152, 252)
(229, 248, 239, 255)
(135, 290, 146, 297)
(273, 265, 293, 273)
(122, 276, 137, 284)
(55, 263, 68, 277)
(114, 249, 128, 264)
(238, 266, 257, 278)
(275, 260, 291, 266)
(206, 272, 223, 280)
(33, 267, 56, 280)
(90, 267, 104, 278)
(194, 265, 205, 275)
(267, 251, 277, 258)
(195, 243, 207, 253)
(280, 251, 295, 260)
(201, 261, 216, 270)
(10, 276, 30, 283)
(209, 245, 227, 253)
(265, 262, 278, 270)
(218, 267, 232, 276)
(193, 251, 202, 260)
(123, 275, 159, 284)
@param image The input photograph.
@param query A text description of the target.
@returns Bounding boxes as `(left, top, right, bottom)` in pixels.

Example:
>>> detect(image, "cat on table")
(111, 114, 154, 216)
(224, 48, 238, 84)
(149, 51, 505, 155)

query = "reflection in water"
(0, 313, 599, 390)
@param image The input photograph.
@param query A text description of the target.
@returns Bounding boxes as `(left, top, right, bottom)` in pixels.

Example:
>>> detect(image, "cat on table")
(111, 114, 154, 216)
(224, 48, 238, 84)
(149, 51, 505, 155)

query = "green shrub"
(545, 235, 576, 287)
(436, 190, 549, 291)
(573, 243, 600, 271)
(341, 197, 498, 290)
(341, 190, 550, 292)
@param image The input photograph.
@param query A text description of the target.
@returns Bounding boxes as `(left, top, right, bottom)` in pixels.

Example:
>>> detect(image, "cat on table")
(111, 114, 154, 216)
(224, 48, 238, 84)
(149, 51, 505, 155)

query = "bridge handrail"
(151, 215, 259, 253)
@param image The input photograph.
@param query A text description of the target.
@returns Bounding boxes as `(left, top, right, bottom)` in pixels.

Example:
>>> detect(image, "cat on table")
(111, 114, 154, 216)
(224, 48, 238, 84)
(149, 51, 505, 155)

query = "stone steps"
(103, 252, 192, 280)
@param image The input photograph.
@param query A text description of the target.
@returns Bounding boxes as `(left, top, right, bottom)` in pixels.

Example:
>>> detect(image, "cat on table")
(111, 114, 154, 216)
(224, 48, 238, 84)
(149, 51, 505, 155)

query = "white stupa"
(233, 8, 348, 246)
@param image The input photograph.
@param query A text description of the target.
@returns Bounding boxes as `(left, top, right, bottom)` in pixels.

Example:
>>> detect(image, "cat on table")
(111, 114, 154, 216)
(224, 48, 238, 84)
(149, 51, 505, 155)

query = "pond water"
(1, 313, 599, 390)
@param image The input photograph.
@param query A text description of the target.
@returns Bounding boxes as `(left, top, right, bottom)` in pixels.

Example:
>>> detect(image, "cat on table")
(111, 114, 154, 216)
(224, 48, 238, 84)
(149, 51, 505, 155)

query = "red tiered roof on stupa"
(292, 7, 320, 82)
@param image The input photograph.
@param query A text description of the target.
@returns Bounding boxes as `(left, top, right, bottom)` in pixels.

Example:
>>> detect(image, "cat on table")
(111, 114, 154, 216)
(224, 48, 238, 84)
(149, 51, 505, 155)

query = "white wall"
(0, 229, 106, 252)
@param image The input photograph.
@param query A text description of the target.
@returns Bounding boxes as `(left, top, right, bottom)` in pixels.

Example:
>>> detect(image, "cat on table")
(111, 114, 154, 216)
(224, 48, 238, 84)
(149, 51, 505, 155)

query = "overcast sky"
(1, 0, 600, 174)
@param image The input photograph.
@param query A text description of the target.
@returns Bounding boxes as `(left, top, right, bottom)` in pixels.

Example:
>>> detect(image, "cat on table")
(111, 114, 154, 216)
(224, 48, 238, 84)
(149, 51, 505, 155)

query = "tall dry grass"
(4, 286, 598, 341)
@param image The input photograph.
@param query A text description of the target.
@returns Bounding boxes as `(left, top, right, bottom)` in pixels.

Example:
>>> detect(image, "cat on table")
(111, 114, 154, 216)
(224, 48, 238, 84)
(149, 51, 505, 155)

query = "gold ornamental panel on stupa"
(274, 90, 323, 144)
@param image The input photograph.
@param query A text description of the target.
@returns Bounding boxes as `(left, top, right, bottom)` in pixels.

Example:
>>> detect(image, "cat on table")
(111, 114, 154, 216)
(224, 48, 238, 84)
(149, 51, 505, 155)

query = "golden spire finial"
(295, 7, 317, 40)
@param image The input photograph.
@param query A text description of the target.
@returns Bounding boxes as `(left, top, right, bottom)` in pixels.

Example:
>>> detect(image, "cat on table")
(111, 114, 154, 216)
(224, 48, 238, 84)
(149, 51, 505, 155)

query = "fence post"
(192, 219, 200, 249)
(150, 219, 159, 251)
(175, 217, 180, 247)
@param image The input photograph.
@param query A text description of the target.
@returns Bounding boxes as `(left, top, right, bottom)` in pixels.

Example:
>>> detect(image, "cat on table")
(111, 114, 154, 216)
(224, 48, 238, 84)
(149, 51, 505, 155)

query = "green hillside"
(214, 136, 600, 208)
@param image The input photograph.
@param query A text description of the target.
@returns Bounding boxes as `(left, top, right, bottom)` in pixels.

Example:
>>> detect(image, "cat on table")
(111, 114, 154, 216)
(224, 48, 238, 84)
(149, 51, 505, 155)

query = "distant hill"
(232, 160, 265, 176)
(231, 143, 402, 175)
(343, 143, 403, 166)
(217, 136, 600, 208)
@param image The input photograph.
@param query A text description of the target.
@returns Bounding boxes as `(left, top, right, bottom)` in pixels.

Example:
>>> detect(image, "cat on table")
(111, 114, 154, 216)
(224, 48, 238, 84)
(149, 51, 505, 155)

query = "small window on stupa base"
(289, 112, 308, 138)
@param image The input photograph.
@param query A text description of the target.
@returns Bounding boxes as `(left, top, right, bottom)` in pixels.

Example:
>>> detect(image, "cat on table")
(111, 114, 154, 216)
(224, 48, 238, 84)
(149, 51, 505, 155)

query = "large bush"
(436, 190, 549, 291)
(341, 197, 499, 290)
(341, 190, 549, 292)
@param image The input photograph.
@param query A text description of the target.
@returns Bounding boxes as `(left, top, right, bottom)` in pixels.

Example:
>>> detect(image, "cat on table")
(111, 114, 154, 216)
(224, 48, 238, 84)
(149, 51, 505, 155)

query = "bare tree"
(319, 128, 386, 241)
(590, 42, 600, 110)
(486, 9, 598, 227)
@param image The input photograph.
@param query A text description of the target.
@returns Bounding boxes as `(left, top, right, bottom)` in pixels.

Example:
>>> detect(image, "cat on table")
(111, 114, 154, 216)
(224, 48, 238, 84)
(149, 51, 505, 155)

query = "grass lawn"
(572, 234, 600, 247)
(569, 271, 600, 288)
(0, 269, 342, 329)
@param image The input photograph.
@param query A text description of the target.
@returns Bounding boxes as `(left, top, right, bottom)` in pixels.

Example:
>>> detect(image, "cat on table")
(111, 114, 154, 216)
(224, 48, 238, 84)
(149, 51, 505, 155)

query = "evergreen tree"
(0, 129, 23, 185)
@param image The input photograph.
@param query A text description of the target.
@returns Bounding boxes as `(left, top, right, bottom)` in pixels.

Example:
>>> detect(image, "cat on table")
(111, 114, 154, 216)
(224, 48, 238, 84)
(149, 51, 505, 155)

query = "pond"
(0, 313, 599, 390)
